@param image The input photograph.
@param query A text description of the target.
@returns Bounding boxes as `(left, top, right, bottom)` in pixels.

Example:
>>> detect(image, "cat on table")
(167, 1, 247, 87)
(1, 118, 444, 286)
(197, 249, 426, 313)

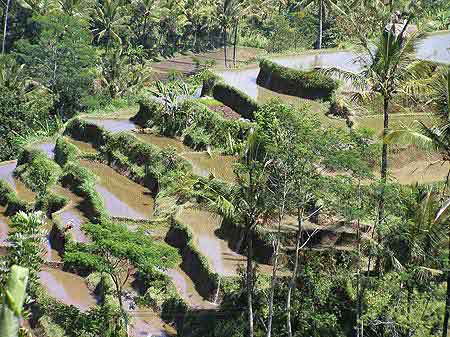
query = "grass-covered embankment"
(256, 59, 338, 101)
(200, 70, 259, 120)
(134, 97, 253, 154)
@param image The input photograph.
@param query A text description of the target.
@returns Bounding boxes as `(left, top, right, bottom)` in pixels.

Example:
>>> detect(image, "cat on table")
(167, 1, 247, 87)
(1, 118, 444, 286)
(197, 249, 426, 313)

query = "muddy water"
(65, 137, 98, 154)
(79, 160, 154, 219)
(51, 185, 90, 243)
(134, 132, 190, 154)
(165, 266, 215, 309)
(31, 142, 55, 159)
(82, 118, 137, 133)
(38, 268, 97, 311)
(124, 285, 176, 337)
(177, 207, 246, 276)
(181, 152, 236, 182)
(0, 161, 35, 202)
(219, 32, 450, 104)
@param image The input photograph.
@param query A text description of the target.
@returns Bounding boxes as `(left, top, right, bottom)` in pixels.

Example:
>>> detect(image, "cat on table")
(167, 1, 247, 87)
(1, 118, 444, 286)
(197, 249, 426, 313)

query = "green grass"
(195, 98, 224, 107)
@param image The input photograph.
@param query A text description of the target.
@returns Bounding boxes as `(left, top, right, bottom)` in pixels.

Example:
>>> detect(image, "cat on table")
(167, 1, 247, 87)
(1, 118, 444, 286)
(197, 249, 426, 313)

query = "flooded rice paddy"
(165, 266, 215, 309)
(0, 160, 35, 202)
(79, 160, 155, 220)
(52, 185, 91, 243)
(30, 141, 56, 159)
(177, 207, 246, 276)
(38, 268, 97, 311)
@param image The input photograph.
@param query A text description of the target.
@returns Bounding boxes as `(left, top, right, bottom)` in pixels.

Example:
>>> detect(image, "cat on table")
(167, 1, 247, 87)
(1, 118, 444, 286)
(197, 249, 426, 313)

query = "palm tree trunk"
(286, 207, 303, 337)
(223, 26, 228, 67)
(368, 96, 390, 273)
(442, 227, 450, 337)
(232, 20, 238, 67)
(247, 230, 254, 337)
(317, 0, 323, 49)
(2, 0, 11, 54)
(378, 96, 390, 227)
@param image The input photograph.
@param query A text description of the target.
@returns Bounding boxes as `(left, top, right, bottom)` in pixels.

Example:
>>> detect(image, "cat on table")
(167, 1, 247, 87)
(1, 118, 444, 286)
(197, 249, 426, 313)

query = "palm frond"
(384, 128, 434, 151)
(435, 197, 450, 223)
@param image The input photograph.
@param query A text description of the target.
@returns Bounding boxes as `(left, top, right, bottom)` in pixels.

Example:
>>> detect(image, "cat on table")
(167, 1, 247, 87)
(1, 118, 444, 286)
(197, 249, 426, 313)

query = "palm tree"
(385, 65, 450, 337)
(91, 0, 127, 49)
(297, 0, 346, 49)
(326, 24, 430, 257)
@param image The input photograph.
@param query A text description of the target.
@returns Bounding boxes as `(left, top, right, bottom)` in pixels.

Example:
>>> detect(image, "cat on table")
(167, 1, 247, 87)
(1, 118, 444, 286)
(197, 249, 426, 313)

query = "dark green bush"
(54, 137, 80, 167)
(35, 191, 68, 216)
(200, 69, 220, 97)
(256, 59, 338, 101)
(0, 180, 31, 215)
(132, 97, 165, 127)
(64, 118, 112, 147)
(212, 82, 258, 120)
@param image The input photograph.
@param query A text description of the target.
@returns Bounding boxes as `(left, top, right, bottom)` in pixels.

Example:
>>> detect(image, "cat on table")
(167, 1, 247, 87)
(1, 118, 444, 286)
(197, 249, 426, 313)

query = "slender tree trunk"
(2, 0, 11, 54)
(232, 20, 238, 67)
(266, 211, 284, 337)
(317, 0, 323, 49)
(443, 227, 450, 337)
(113, 278, 128, 335)
(247, 229, 254, 337)
(223, 26, 228, 67)
(378, 96, 390, 220)
(356, 216, 362, 337)
(286, 207, 304, 337)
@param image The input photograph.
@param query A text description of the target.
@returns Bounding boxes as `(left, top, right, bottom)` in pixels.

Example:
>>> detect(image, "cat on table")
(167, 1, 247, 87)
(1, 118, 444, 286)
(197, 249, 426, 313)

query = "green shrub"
(64, 118, 111, 147)
(15, 149, 62, 194)
(132, 97, 165, 127)
(0, 181, 31, 215)
(200, 70, 220, 97)
(54, 137, 80, 167)
(35, 191, 68, 216)
(212, 82, 258, 120)
(256, 59, 338, 101)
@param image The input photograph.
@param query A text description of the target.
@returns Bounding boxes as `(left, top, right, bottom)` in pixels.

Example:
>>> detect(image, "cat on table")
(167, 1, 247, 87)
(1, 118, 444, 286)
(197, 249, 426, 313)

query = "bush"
(132, 97, 165, 127)
(15, 149, 62, 194)
(199, 70, 220, 97)
(64, 118, 111, 147)
(0, 180, 31, 215)
(212, 82, 258, 120)
(256, 59, 338, 101)
(35, 191, 68, 216)
(54, 137, 80, 167)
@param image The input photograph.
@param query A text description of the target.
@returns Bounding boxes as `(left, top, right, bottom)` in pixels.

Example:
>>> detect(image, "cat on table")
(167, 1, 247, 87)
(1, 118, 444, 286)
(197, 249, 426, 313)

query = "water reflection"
(83, 118, 137, 133)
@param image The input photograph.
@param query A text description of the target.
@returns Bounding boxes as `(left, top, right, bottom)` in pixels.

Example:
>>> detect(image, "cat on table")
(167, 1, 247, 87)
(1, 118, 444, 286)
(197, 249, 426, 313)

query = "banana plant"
(0, 265, 29, 337)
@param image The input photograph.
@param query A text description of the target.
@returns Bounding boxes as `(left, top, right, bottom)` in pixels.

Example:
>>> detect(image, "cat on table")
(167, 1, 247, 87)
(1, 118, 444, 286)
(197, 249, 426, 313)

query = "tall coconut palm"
(297, 0, 346, 49)
(385, 65, 450, 337)
(326, 25, 430, 255)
